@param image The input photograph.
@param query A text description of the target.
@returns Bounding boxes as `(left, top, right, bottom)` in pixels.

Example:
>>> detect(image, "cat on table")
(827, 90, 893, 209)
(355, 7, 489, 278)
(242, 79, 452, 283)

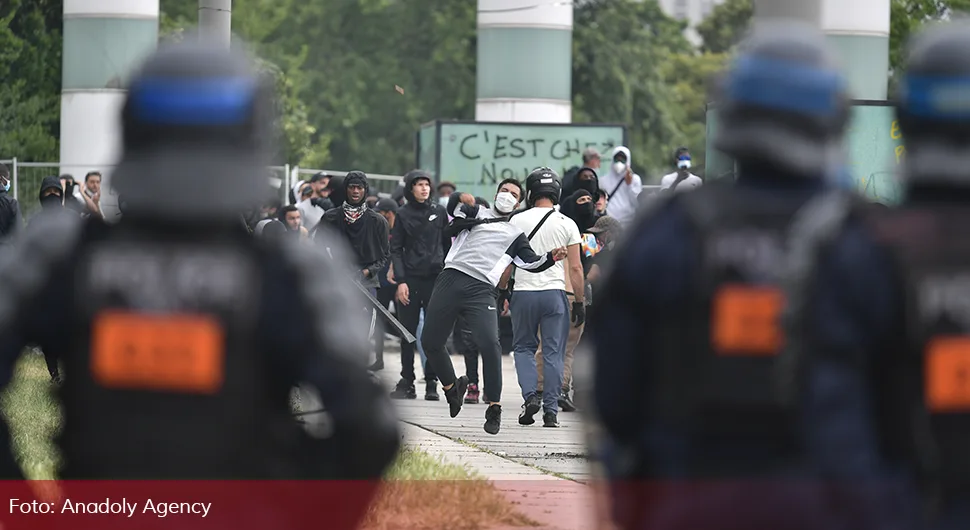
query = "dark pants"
(422, 269, 503, 403)
(43, 348, 59, 380)
(454, 316, 480, 384)
(397, 276, 437, 383)
(372, 284, 396, 365)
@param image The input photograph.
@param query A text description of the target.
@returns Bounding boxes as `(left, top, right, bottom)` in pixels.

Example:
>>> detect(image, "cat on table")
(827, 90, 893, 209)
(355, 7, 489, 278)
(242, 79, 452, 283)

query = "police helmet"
(713, 20, 850, 178)
(112, 38, 276, 221)
(895, 21, 970, 187)
(525, 167, 562, 207)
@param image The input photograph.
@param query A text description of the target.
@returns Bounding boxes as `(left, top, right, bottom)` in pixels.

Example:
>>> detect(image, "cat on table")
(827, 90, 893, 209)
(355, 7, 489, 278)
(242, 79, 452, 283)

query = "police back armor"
(863, 204, 970, 498)
(55, 218, 311, 479)
(651, 182, 806, 450)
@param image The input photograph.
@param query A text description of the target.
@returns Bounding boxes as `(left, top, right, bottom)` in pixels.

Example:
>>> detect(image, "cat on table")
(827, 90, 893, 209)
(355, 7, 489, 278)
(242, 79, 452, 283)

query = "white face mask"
(493, 191, 518, 214)
(438, 196, 449, 207)
(612, 161, 626, 174)
(677, 160, 691, 170)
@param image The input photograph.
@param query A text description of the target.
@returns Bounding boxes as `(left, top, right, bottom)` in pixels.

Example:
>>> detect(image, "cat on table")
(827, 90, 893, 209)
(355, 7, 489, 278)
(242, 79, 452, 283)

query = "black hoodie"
(563, 166, 601, 201)
(389, 170, 449, 283)
(37, 176, 66, 213)
(317, 171, 389, 289)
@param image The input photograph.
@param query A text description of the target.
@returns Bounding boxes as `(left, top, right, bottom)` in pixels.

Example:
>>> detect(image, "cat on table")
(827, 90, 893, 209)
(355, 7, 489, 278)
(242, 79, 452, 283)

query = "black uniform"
(389, 170, 447, 392)
(0, 41, 399, 530)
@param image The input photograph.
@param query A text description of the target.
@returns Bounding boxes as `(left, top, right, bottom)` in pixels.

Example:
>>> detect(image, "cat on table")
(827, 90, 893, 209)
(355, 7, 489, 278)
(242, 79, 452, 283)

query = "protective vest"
(57, 220, 305, 479)
(650, 182, 806, 445)
(864, 205, 970, 496)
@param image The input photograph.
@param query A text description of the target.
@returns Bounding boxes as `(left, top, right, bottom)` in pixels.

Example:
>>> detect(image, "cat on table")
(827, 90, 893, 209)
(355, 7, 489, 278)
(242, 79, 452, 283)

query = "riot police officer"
(0, 39, 398, 528)
(782, 21, 970, 530)
(589, 20, 849, 529)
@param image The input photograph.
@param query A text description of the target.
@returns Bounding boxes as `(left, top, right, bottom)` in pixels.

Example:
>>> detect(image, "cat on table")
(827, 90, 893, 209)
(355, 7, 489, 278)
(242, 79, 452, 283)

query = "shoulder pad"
(278, 233, 371, 368)
(776, 189, 864, 404)
(0, 211, 85, 333)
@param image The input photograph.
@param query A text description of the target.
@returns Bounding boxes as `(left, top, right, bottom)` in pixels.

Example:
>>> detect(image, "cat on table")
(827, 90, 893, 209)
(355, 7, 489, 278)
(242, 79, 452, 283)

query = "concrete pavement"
(378, 340, 601, 530)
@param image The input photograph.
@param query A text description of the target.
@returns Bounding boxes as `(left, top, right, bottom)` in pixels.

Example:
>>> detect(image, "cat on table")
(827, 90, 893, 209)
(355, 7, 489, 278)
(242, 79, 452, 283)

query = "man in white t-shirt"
(659, 146, 703, 194)
(507, 168, 585, 428)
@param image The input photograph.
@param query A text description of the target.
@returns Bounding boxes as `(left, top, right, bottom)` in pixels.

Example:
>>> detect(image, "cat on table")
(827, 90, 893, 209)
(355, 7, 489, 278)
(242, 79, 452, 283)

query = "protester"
(389, 170, 447, 400)
(599, 146, 642, 226)
(421, 179, 567, 435)
(0, 164, 21, 244)
(509, 168, 584, 429)
(437, 181, 456, 208)
(277, 205, 309, 240)
(659, 147, 703, 194)
(582, 148, 601, 171)
(297, 172, 330, 230)
(372, 198, 400, 372)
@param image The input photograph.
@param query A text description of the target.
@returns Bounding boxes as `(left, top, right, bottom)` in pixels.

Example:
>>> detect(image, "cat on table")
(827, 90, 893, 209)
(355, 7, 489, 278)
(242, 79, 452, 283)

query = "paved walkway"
(378, 341, 601, 530)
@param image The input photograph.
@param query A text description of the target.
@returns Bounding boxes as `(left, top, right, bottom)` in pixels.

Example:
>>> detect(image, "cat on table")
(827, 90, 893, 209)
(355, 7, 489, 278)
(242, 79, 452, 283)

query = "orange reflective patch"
(90, 311, 225, 394)
(711, 285, 784, 356)
(925, 337, 970, 412)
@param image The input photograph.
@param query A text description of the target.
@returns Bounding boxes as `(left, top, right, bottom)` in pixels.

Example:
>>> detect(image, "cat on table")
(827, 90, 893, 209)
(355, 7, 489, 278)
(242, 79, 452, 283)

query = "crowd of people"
(232, 138, 698, 434)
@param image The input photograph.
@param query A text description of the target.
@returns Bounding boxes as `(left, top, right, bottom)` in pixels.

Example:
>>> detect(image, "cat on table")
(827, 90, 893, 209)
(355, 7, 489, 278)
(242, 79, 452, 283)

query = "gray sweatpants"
(510, 289, 569, 413)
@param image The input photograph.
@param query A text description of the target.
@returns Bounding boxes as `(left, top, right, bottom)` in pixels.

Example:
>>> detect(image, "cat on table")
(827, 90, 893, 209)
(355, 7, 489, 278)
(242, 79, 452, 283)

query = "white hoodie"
(599, 146, 643, 226)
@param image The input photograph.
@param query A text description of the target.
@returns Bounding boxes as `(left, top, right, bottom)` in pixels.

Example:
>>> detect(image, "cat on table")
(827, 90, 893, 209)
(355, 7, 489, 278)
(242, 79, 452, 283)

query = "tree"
(160, 0, 327, 167)
(572, 0, 694, 181)
(889, 0, 970, 80)
(0, 0, 62, 161)
(660, 52, 730, 177)
(696, 0, 752, 54)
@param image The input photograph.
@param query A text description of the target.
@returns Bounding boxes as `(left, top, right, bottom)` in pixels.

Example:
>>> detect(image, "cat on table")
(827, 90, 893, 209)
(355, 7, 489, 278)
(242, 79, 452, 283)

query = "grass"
(1, 350, 61, 480)
(1, 352, 537, 529)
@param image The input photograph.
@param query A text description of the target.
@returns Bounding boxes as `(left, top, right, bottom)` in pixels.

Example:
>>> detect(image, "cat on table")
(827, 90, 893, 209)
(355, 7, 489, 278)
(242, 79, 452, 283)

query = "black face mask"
(577, 179, 597, 196)
(575, 201, 596, 232)
(40, 195, 62, 209)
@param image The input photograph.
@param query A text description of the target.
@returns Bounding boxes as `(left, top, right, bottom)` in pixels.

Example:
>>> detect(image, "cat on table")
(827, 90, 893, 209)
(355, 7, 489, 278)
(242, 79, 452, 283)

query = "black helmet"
(895, 21, 970, 187)
(525, 167, 562, 207)
(112, 38, 276, 221)
(713, 20, 850, 178)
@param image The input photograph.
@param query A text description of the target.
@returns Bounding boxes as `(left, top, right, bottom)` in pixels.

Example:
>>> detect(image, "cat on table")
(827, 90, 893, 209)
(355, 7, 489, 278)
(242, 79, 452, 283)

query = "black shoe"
(444, 376, 469, 418)
(484, 404, 502, 435)
(518, 394, 541, 426)
(368, 360, 384, 372)
(543, 411, 559, 428)
(425, 381, 440, 401)
(390, 379, 416, 400)
(558, 390, 577, 412)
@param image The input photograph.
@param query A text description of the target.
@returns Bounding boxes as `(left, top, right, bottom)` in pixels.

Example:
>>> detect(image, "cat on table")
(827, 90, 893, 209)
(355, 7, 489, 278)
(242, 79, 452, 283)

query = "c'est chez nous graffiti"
(450, 130, 619, 183)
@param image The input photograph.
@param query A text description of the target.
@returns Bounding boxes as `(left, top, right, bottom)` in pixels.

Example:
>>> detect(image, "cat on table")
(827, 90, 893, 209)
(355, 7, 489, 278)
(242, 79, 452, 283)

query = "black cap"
(376, 198, 398, 213)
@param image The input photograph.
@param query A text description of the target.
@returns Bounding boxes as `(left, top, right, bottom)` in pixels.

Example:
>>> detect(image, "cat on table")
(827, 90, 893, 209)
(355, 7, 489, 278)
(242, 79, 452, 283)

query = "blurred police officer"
(0, 39, 398, 526)
(782, 21, 970, 530)
(590, 20, 850, 530)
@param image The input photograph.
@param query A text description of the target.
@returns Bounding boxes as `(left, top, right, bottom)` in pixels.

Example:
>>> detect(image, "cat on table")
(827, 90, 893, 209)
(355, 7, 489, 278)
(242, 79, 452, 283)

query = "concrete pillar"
(61, 0, 160, 218)
(821, 0, 891, 100)
(199, 0, 232, 48)
(475, 0, 572, 123)
(752, 0, 821, 24)
(753, 0, 890, 100)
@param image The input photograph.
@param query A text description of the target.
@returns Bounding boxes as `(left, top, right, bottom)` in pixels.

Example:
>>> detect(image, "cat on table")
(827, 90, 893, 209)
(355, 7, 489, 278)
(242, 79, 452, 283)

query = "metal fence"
(2, 158, 662, 216)
(0, 159, 406, 218)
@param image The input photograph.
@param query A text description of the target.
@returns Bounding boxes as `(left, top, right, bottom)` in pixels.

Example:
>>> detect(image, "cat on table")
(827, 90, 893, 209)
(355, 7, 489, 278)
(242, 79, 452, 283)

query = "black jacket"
(390, 172, 449, 283)
(318, 207, 389, 288)
(0, 191, 20, 241)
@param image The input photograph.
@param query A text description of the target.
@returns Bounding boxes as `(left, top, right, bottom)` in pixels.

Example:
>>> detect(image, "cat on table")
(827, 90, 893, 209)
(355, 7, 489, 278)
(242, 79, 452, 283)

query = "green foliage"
(696, 0, 753, 54)
(573, 0, 693, 181)
(0, 0, 61, 161)
(5, 0, 970, 180)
